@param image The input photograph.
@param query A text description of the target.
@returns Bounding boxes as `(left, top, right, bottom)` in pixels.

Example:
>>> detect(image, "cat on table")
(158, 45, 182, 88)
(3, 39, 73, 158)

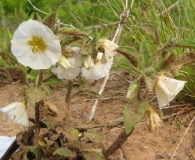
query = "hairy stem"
(104, 129, 134, 159)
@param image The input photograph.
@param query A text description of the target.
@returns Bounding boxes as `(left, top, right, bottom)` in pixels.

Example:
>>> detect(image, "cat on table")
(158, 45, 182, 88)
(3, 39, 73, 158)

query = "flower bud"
(126, 81, 140, 100)
(58, 55, 72, 69)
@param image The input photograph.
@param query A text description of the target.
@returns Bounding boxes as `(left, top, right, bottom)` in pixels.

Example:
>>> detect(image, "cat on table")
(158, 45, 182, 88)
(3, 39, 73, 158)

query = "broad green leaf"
(122, 101, 148, 135)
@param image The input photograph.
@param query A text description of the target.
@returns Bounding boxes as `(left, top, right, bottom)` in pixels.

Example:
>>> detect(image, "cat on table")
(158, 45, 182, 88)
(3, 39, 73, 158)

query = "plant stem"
(36, 70, 43, 87)
(34, 100, 42, 145)
(104, 129, 134, 159)
(65, 80, 73, 105)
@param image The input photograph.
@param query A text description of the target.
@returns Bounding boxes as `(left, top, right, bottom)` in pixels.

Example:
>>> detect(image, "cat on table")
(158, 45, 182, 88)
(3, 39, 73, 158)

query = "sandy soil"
(0, 76, 195, 160)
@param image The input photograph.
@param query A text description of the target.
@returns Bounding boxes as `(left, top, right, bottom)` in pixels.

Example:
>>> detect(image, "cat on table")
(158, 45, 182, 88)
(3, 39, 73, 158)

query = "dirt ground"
(0, 74, 195, 160)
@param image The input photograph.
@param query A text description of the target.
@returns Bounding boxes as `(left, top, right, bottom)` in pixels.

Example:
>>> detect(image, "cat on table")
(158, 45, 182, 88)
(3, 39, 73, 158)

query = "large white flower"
(0, 101, 29, 127)
(11, 19, 61, 70)
(82, 52, 113, 80)
(98, 39, 118, 61)
(52, 47, 82, 80)
(155, 75, 186, 108)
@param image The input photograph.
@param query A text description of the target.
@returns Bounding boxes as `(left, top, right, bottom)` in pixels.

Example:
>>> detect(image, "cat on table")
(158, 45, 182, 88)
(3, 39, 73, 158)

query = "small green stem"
(36, 70, 43, 87)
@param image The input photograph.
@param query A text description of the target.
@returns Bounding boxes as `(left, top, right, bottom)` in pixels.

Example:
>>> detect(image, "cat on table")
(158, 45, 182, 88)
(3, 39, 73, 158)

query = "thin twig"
(87, 0, 131, 122)
(85, 21, 120, 30)
(159, 0, 180, 16)
(170, 116, 195, 160)
(27, 0, 75, 29)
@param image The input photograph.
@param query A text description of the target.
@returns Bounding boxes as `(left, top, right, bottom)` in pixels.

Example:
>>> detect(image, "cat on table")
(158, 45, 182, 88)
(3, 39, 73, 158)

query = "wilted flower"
(155, 75, 186, 108)
(52, 47, 82, 80)
(82, 52, 112, 80)
(11, 19, 61, 70)
(0, 101, 29, 127)
(146, 106, 163, 131)
(98, 39, 118, 61)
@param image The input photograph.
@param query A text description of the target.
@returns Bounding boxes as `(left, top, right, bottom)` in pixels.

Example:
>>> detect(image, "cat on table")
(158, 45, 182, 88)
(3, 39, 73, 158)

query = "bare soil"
(0, 75, 195, 160)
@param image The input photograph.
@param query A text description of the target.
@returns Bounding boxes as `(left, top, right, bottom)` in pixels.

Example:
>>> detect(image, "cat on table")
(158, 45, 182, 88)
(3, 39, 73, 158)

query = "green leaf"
(177, 40, 195, 48)
(0, 56, 8, 67)
(53, 147, 76, 158)
(122, 104, 132, 134)
(84, 130, 103, 142)
(83, 150, 106, 160)
(122, 101, 148, 135)
(27, 146, 42, 159)
(71, 129, 79, 137)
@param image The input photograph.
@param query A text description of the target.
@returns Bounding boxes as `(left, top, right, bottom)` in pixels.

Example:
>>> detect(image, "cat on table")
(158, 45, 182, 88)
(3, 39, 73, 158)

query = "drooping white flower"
(82, 52, 113, 80)
(11, 19, 61, 70)
(52, 47, 82, 80)
(0, 101, 29, 127)
(98, 39, 118, 61)
(155, 75, 186, 108)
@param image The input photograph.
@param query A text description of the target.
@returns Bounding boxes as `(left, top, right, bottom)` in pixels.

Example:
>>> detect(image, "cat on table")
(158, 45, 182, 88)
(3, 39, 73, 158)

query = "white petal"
(0, 102, 29, 127)
(72, 47, 81, 54)
(52, 66, 80, 80)
(155, 83, 170, 108)
(159, 76, 186, 99)
(11, 39, 31, 57)
(155, 76, 186, 108)
(82, 59, 112, 80)
(68, 53, 82, 67)
(96, 52, 103, 61)
(0, 102, 18, 112)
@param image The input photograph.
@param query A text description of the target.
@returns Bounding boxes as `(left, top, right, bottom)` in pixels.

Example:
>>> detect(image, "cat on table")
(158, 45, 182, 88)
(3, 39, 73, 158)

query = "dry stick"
(170, 116, 195, 160)
(87, 3, 130, 123)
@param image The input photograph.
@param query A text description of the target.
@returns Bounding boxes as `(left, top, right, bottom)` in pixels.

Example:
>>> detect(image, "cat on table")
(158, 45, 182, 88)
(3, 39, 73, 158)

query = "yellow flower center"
(27, 35, 46, 53)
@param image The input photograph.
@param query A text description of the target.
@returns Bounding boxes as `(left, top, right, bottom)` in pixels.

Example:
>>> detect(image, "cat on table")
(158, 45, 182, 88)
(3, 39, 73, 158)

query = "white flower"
(11, 19, 61, 70)
(82, 52, 113, 80)
(52, 47, 82, 80)
(155, 75, 186, 108)
(98, 39, 118, 61)
(0, 102, 29, 127)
